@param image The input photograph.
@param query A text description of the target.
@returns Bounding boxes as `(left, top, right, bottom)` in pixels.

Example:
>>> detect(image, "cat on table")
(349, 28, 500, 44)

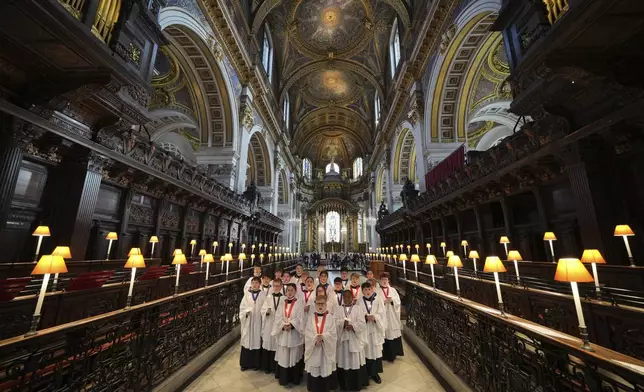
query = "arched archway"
(246, 131, 272, 187)
(277, 169, 288, 205)
(392, 128, 416, 185)
(376, 166, 388, 205)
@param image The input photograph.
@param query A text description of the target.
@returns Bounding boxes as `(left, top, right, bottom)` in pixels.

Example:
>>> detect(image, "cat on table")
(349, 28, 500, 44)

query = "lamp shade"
(447, 255, 463, 268)
(445, 251, 454, 258)
(213, 241, 219, 246)
(399, 254, 408, 261)
(410, 254, 420, 263)
(124, 254, 145, 268)
(426, 243, 431, 248)
(203, 254, 215, 263)
(461, 240, 468, 246)
(32, 226, 51, 236)
(507, 250, 523, 261)
(32, 255, 68, 275)
(198, 249, 207, 256)
(614, 225, 635, 236)
(483, 256, 507, 273)
(190, 239, 197, 245)
(172, 254, 187, 265)
(128, 248, 142, 256)
(468, 250, 480, 259)
(425, 255, 438, 264)
(554, 258, 594, 283)
(223, 253, 233, 261)
(173, 249, 183, 256)
(149, 236, 159, 243)
(580, 249, 606, 264)
(239, 253, 247, 260)
(52, 246, 72, 259)
(440, 242, 446, 247)
(499, 236, 510, 244)
(105, 232, 118, 240)
(543, 232, 557, 241)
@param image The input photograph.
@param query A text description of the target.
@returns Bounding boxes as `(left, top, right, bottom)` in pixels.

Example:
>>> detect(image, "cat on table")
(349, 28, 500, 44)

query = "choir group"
(239, 265, 403, 392)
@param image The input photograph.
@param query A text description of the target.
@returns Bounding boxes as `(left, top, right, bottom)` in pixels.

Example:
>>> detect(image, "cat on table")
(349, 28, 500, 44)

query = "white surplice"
(301, 289, 315, 326)
(304, 311, 338, 378)
(378, 285, 402, 340)
(261, 292, 283, 351)
(272, 297, 305, 368)
(361, 294, 387, 360)
(335, 304, 367, 370)
(348, 285, 362, 304)
(239, 289, 266, 350)
(341, 279, 350, 290)
(243, 275, 262, 292)
(328, 289, 344, 316)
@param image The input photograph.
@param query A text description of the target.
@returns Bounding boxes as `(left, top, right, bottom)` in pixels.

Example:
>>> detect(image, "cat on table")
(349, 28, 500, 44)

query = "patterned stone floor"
(185, 338, 447, 392)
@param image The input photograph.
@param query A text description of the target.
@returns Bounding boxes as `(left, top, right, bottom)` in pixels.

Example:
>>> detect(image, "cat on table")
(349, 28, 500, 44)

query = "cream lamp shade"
(173, 249, 183, 256)
(447, 255, 463, 268)
(32, 226, 51, 236)
(440, 242, 446, 247)
(399, 254, 408, 261)
(543, 232, 557, 241)
(445, 251, 454, 258)
(554, 258, 594, 282)
(507, 250, 523, 261)
(105, 232, 118, 240)
(172, 254, 187, 265)
(223, 253, 233, 261)
(124, 254, 145, 268)
(239, 253, 247, 260)
(614, 225, 635, 236)
(32, 255, 68, 275)
(213, 241, 219, 246)
(425, 255, 438, 264)
(190, 239, 197, 245)
(410, 254, 420, 263)
(468, 250, 480, 259)
(580, 249, 606, 264)
(128, 248, 142, 257)
(198, 249, 207, 256)
(483, 256, 507, 273)
(203, 254, 215, 263)
(499, 236, 510, 244)
(149, 236, 159, 243)
(461, 240, 468, 246)
(52, 246, 72, 259)
(426, 243, 431, 248)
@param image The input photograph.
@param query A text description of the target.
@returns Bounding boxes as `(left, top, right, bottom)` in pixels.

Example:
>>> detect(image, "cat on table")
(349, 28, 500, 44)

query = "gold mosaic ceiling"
(263, 0, 400, 167)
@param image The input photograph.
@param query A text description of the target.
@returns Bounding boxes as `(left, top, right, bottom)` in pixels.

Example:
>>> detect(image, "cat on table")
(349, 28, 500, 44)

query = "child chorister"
(336, 290, 369, 391)
(304, 295, 338, 392)
(260, 274, 273, 295)
(317, 270, 334, 298)
(302, 276, 316, 323)
(329, 277, 344, 315)
(239, 277, 265, 371)
(260, 278, 283, 374)
(348, 273, 362, 304)
(378, 272, 404, 362)
(244, 266, 263, 292)
(272, 283, 305, 386)
(340, 268, 350, 289)
(361, 281, 387, 384)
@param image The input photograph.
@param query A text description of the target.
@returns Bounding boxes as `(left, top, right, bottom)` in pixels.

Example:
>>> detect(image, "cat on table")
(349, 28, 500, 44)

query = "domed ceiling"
(262, 0, 403, 168)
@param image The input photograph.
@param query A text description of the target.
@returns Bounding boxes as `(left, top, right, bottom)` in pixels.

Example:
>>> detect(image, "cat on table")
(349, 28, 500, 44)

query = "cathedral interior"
(1, 0, 644, 390)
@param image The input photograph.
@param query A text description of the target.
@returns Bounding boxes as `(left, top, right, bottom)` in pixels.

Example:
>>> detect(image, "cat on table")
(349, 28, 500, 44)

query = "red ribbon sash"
(304, 291, 312, 303)
(315, 312, 327, 335)
(284, 298, 296, 319)
(351, 286, 359, 299)
(382, 287, 389, 299)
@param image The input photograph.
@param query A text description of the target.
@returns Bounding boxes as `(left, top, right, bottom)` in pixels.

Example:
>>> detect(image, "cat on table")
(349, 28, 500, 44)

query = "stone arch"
(246, 131, 272, 187)
(376, 166, 388, 205)
(158, 7, 238, 149)
(277, 169, 288, 205)
(392, 127, 416, 185)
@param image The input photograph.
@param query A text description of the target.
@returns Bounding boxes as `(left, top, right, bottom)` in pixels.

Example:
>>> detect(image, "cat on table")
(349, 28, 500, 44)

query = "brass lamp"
(32, 226, 51, 261)
(128, 248, 142, 256)
(410, 254, 420, 280)
(198, 249, 207, 271)
(580, 249, 606, 296)
(51, 246, 71, 291)
(425, 255, 438, 289)
(407, 245, 411, 255)
(124, 253, 145, 308)
(483, 256, 507, 316)
(212, 241, 219, 255)
(260, 253, 265, 264)
(228, 242, 233, 254)
(468, 250, 480, 274)
(399, 253, 408, 277)
(414, 244, 419, 254)
(173, 249, 183, 256)
(447, 255, 464, 299)
(440, 241, 446, 256)
(105, 232, 118, 260)
(27, 255, 68, 335)
(172, 253, 187, 296)
(554, 258, 595, 351)
(149, 236, 159, 258)
(239, 252, 247, 275)
(223, 253, 233, 279)
(614, 225, 636, 266)
(189, 239, 197, 256)
(461, 240, 468, 256)
(203, 253, 214, 287)
(499, 236, 510, 258)
(543, 232, 557, 262)
(426, 243, 431, 255)
(507, 250, 523, 284)
(445, 250, 454, 258)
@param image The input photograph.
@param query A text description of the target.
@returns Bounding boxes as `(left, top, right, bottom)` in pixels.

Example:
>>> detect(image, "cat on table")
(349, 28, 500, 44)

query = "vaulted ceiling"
(257, 0, 403, 168)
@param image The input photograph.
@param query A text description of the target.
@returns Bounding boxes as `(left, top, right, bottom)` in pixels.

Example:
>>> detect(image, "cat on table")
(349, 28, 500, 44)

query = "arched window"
(374, 92, 381, 127)
(262, 25, 273, 80)
(353, 157, 363, 180)
(389, 18, 401, 78)
(325, 162, 340, 174)
(302, 158, 312, 180)
(325, 211, 340, 243)
(283, 93, 290, 131)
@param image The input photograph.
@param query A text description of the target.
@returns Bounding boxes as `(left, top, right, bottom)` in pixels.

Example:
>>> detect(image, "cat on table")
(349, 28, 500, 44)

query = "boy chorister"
(340, 268, 350, 289)
(378, 272, 404, 362)
(361, 281, 386, 384)
(317, 270, 333, 298)
(302, 276, 316, 321)
(282, 271, 292, 287)
(330, 277, 344, 315)
(260, 278, 284, 374)
(239, 276, 265, 371)
(272, 283, 305, 386)
(304, 295, 338, 392)
(260, 274, 272, 295)
(336, 290, 369, 391)
(293, 264, 305, 285)
(348, 273, 362, 304)
(244, 266, 263, 292)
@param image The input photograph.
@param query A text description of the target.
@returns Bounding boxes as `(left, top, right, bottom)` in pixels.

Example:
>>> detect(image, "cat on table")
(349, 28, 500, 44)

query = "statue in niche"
(400, 177, 419, 208)
(378, 201, 389, 221)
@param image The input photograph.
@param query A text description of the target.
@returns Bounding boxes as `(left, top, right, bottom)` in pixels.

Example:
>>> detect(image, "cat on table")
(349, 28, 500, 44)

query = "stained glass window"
(325, 211, 340, 243)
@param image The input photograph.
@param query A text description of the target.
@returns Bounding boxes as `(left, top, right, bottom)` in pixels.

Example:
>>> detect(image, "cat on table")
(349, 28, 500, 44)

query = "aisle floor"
(185, 338, 447, 392)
